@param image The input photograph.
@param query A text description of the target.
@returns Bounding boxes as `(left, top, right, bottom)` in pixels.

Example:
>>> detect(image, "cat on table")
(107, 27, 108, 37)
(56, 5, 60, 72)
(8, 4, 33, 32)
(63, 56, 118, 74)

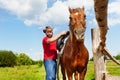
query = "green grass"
(85, 61, 95, 80)
(0, 61, 120, 80)
(0, 65, 42, 80)
(106, 60, 120, 76)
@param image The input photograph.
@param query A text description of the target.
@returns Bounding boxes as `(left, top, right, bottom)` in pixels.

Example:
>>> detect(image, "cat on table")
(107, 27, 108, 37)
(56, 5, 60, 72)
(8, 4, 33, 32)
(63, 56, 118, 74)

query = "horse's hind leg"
(61, 65, 66, 80)
(56, 57, 60, 80)
(80, 67, 87, 80)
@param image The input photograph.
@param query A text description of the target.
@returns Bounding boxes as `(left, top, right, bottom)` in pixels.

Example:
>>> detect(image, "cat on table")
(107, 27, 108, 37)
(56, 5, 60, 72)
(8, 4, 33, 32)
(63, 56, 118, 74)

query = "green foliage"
(16, 53, 32, 66)
(114, 53, 120, 60)
(89, 57, 93, 61)
(32, 60, 43, 67)
(90, 53, 120, 61)
(38, 60, 43, 67)
(0, 50, 43, 67)
(0, 50, 17, 67)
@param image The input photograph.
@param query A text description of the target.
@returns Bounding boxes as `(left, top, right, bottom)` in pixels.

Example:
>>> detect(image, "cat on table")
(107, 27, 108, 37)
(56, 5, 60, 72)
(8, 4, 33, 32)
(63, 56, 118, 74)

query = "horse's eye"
(69, 16, 72, 20)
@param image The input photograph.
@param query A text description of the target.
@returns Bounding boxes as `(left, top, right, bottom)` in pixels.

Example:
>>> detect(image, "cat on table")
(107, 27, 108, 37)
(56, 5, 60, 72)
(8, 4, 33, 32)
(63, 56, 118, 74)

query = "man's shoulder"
(43, 36, 48, 40)
(43, 37, 48, 42)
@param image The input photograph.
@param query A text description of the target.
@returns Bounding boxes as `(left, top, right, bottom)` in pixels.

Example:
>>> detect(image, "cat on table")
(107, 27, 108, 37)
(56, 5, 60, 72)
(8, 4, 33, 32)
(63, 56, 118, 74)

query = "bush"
(32, 60, 43, 67)
(115, 53, 120, 60)
(0, 50, 17, 67)
(16, 53, 33, 66)
(38, 60, 43, 67)
(90, 57, 93, 61)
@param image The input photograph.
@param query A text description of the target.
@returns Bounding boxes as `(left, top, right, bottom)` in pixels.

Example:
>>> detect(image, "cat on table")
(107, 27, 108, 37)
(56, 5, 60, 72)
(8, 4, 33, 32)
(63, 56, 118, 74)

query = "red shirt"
(42, 36, 57, 60)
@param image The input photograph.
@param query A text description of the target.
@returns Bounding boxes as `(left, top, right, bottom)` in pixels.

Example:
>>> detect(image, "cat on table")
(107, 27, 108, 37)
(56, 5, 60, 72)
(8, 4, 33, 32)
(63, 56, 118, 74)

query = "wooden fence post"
(91, 28, 106, 80)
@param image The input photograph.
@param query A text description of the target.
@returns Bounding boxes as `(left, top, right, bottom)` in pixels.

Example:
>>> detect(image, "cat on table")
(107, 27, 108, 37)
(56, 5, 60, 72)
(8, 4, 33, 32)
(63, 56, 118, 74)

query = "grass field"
(0, 61, 120, 80)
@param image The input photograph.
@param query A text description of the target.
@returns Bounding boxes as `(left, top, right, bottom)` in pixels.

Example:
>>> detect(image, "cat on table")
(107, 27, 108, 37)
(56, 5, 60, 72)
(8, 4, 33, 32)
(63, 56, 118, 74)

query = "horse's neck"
(68, 38, 84, 49)
(73, 40, 84, 48)
(68, 32, 85, 49)
(69, 36, 84, 46)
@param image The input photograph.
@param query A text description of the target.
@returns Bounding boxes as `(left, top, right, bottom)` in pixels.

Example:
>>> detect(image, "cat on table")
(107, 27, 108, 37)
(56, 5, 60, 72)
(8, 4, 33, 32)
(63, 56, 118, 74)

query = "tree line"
(1, 50, 119, 67)
(90, 53, 120, 61)
(0, 50, 43, 67)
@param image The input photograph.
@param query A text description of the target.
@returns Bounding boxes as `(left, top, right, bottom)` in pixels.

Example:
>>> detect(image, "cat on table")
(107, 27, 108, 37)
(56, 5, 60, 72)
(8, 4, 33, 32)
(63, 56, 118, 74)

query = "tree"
(90, 57, 94, 61)
(114, 53, 120, 60)
(0, 50, 17, 67)
(16, 53, 32, 66)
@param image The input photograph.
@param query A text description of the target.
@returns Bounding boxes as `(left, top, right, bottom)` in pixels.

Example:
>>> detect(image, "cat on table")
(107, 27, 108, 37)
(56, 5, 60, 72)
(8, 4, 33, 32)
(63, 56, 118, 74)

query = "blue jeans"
(44, 59, 57, 80)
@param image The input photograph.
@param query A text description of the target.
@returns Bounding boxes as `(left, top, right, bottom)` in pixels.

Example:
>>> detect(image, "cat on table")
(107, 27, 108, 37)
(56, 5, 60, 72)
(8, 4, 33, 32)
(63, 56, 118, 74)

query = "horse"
(60, 7, 89, 80)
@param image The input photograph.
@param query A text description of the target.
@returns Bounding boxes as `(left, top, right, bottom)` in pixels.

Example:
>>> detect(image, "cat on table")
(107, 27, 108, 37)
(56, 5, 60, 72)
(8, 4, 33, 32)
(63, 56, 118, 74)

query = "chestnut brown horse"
(60, 7, 89, 80)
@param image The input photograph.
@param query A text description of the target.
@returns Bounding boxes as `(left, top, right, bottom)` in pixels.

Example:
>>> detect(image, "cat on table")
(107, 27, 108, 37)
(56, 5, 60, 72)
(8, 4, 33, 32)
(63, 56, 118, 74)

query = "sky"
(0, 0, 120, 60)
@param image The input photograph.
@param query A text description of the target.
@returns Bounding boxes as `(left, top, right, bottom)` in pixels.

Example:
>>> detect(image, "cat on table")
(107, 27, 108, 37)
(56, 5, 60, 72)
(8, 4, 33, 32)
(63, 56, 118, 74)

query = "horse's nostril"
(74, 29, 85, 35)
(75, 30, 81, 34)
(74, 30, 77, 34)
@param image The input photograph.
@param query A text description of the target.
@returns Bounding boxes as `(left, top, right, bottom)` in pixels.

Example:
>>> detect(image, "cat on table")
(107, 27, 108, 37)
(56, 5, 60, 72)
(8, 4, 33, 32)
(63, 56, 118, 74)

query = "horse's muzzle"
(74, 28, 86, 40)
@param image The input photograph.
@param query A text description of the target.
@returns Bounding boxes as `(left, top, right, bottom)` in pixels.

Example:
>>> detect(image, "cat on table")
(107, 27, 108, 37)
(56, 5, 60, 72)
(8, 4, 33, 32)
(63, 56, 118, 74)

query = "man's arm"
(46, 31, 67, 44)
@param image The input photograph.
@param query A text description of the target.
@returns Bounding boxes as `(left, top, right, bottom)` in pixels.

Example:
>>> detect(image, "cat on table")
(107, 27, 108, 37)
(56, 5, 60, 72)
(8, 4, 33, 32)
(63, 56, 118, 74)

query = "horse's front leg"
(74, 71, 78, 80)
(67, 74, 72, 80)
(80, 67, 87, 80)
(66, 70, 73, 80)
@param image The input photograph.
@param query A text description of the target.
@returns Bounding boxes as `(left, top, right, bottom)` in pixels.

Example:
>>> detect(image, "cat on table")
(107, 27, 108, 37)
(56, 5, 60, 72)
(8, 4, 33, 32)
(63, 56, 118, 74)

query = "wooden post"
(91, 28, 106, 80)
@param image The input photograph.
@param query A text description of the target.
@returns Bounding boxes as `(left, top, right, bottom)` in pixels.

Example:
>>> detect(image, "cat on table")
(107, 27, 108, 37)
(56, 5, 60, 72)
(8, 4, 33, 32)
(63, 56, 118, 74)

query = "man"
(42, 26, 67, 80)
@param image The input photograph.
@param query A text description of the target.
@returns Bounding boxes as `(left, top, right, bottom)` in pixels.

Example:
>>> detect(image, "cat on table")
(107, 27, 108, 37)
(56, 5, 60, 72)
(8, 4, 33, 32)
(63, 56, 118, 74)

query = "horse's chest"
(72, 54, 86, 67)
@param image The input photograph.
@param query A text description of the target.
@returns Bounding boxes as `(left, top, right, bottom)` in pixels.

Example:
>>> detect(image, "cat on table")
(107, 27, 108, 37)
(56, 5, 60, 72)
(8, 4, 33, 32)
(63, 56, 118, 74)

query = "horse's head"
(69, 7, 86, 42)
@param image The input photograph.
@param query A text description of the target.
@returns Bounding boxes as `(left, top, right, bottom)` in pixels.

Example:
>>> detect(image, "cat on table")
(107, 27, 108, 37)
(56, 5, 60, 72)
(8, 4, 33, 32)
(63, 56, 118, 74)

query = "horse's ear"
(69, 7, 72, 13)
(82, 6, 85, 11)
